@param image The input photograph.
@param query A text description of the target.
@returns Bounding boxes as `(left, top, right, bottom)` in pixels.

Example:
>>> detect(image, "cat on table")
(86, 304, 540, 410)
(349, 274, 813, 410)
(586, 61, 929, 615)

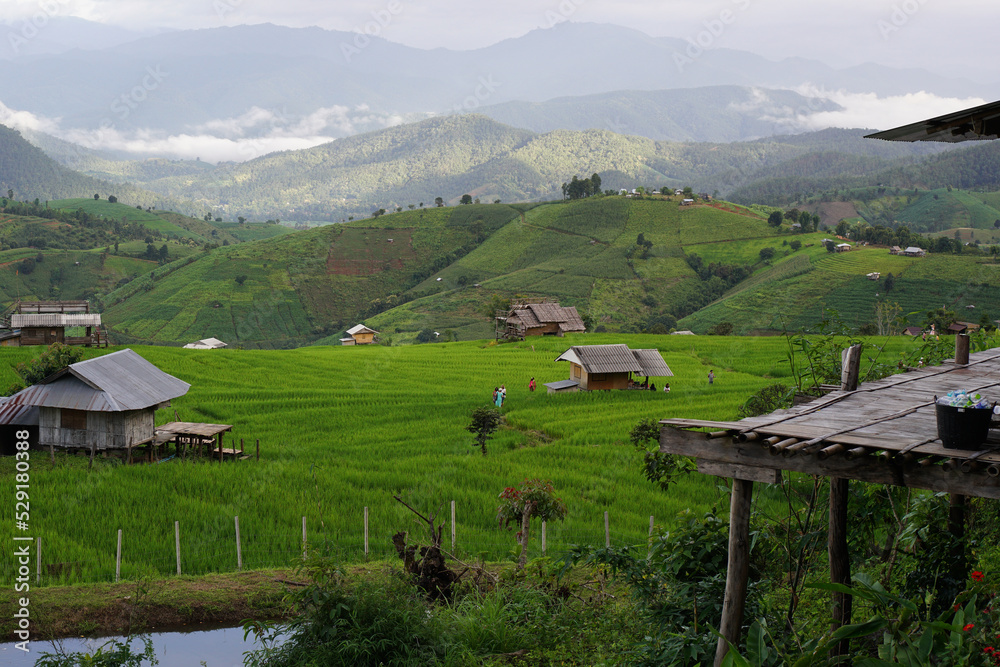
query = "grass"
(5, 332, 916, 587)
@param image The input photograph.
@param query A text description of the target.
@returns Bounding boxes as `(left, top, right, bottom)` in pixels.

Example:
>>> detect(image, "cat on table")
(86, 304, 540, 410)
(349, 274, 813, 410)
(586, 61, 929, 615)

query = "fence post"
(116, 529, 122, 582)
(302, 516, 307, 559)
(604, 511, 610, 548)
(235, 517, 242, 571)
(541, 521, 547, 556)
(450, 500, 456, 551)
(364, 507, 369, 557)
(175, 521, 181, 575)
(648, 515, 655, 558)
(36, 536, 41, 585)
(256, 439, 260, 461)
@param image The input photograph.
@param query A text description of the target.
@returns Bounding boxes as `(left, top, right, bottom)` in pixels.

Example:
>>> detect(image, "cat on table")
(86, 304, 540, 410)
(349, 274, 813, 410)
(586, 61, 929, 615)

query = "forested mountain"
(0, 125, 191, 212)
(479, 87, 843, 142)
(729, 140, 1000, 207)
(87, 116, 958, 221)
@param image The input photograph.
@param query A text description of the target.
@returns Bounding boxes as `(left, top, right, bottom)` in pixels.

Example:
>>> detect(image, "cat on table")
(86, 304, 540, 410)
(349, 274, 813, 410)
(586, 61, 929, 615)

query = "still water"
(0, 623, 285, 666)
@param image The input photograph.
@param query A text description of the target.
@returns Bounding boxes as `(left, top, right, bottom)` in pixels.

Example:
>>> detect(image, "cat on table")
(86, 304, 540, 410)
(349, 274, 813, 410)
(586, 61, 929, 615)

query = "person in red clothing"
(529, 377, 536, 392)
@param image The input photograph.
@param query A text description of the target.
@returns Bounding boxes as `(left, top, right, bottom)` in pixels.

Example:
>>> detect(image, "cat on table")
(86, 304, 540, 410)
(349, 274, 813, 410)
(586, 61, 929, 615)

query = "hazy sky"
(1, 0, 994, 79)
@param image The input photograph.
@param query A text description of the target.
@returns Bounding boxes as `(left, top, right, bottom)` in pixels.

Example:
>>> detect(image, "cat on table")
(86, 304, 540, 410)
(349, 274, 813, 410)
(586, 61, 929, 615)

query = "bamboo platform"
(660, 347, 1000, 498)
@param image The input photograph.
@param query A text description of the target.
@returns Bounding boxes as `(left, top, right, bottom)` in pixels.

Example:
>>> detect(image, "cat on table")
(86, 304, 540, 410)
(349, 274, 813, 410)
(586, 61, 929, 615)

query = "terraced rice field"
(6, 333, 921, 586)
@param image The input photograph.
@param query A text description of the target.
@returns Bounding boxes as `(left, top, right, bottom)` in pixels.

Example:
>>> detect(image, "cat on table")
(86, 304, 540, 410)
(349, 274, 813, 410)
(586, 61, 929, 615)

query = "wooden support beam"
(715, 478, 753, 667)
(697, 460, 781, 484)
(660, 426, 1000, 500)
(829, 477, 852, 657)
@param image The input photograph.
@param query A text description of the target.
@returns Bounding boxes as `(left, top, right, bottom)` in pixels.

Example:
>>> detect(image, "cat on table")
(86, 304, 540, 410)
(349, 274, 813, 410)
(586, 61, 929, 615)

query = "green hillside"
(680, 241, 1000, 334)
(102, 205, 521, 347)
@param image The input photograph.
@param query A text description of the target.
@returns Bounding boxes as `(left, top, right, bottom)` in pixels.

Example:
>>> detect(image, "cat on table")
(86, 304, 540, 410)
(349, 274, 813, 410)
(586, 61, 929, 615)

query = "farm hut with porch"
(0, 348, 189, 452)
(555, 344, 672, 391)
(497, 300, 586, 339)
(3, 301, 107, 347)
(341, 324, 378, 345)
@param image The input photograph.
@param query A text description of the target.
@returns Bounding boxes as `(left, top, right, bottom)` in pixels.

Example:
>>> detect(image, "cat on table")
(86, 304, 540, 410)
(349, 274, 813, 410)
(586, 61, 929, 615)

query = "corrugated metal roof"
(183, 337, 227, 349)
(544, 380, 580, 390)
(509, 303, 585, 331)
(865, 99, 1000, 143)
(560, 344, 644, 374)
(11, 314, 102, 327)
(10, 349, 189, 412)
(346, 324, 378, 335)
(0, 400, 38, 425)
(633, 349, 674, 377)
(556, 345, 673, 376)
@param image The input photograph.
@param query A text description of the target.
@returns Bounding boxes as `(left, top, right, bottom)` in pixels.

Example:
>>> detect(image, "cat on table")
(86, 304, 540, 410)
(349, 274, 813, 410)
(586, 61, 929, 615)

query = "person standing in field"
(493, 387, 500, 406)
(664, 383, 670, 393)
(708, 370, 715, 385)
(500, 385, 507, 407)
(529, 377, 536, 392)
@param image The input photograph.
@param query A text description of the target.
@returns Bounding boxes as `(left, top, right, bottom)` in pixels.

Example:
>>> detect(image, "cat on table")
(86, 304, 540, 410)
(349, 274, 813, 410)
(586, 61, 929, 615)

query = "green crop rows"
(0, 333, 940, 586)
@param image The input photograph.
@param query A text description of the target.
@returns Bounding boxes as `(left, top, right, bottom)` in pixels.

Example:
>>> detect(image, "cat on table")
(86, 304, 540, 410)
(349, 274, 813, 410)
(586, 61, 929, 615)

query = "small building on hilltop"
(183, 337, 228, 350)
(498, 300, 586, 340)
(341, 324, 379, 345)
(904, 246, 926, 257)
(553, 344, 673, 391)
(0, 349, 189, 451)
(836, 243, 852, 252)
(3, 301, 107, 347)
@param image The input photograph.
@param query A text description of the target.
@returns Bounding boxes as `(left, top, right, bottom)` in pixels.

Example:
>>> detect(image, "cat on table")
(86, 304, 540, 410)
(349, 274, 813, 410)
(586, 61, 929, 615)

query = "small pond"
(0, 623, 287, 666)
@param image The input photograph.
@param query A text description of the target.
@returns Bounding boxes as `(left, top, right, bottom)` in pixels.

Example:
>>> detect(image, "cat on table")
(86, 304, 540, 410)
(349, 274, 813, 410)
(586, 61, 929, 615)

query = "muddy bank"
(1, 569, 295, 641)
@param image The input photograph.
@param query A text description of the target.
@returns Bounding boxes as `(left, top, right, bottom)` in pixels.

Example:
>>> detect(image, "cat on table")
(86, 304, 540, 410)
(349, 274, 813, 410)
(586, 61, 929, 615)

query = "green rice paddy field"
(0, 333, 944, 586)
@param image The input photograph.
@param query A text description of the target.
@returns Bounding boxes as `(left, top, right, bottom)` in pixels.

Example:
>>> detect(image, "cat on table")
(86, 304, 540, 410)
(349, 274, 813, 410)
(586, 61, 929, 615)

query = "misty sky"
(0, 0, 995, 162)
(1, 0, 995, 80)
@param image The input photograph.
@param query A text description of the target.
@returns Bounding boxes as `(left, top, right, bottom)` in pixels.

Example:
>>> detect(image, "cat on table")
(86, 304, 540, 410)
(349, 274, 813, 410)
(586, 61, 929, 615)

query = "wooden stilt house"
(553, 344, 672, 391)
(0, 349, 189, 451)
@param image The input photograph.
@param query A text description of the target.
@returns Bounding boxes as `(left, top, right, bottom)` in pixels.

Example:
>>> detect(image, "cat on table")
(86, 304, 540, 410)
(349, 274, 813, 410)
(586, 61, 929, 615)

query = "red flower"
(973, 571, 985, 582)
(954, 604, 961, 611)
(986, 647, 995, 654)
(964, 623, 976, 631)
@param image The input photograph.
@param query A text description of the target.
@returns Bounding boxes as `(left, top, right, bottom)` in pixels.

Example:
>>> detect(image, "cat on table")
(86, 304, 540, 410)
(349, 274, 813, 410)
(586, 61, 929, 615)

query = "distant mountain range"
(0, 20, 983, 153)
(2, 112, 975, 222)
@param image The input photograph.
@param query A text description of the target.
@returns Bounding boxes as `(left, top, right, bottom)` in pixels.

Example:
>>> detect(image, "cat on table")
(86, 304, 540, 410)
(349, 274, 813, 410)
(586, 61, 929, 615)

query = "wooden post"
(218, 435, 223, 463)
(88, 442, 96, 470)
(649, 515, 655, 558)
(948, 494, 968, 583)
(840, 344, 862, 392)
(256, 439, 260, 461)
(175, 521, 181, 575)
(956, 333, 970, 365)
(116, 529, 122, 583)
(450, 500, 456, 551)
(240, 438, 244, 454)
(36, 536, 41, 585)
(302, 516, 307, 559)
(714, 479, 753, 667)
(828, 343, 860, 653)
(829, 478, 851, 655)
(235, 516, 242, 571)
(541, 521, 547, 555)
(604, 511, 610, 548)
(49, 443, 55, 465)
(364, 507, 369, 557)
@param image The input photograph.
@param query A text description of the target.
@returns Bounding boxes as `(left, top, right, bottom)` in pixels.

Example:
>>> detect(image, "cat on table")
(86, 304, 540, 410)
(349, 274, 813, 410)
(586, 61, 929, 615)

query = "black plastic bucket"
(936, 403, 993, 450)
